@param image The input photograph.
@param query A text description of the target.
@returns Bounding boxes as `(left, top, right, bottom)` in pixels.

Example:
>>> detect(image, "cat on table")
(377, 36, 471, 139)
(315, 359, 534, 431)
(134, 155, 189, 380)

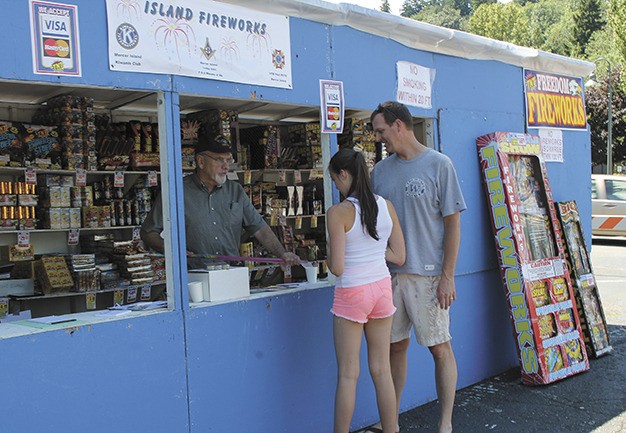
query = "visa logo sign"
(43, 19, 68, 34)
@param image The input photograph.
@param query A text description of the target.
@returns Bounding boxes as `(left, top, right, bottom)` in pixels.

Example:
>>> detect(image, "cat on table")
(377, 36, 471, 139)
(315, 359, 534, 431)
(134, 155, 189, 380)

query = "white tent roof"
(218, 0, 595, 77)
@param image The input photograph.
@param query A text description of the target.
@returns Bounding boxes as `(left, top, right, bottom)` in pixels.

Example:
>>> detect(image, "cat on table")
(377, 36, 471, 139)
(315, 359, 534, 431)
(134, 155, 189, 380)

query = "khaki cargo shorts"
(391, 273, 452, 347)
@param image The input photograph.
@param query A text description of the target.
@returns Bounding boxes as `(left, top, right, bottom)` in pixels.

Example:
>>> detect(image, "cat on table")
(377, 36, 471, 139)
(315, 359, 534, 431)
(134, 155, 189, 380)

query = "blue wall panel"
(0, 312, 189, 433)
(185, 288, 337, 433)
(438, 107, 526, 276)
(331, 26, 436, 116)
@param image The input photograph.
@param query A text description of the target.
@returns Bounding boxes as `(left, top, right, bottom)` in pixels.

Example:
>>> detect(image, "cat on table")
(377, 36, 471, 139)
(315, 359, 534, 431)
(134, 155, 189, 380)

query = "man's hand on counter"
(281, 252, 301, 267)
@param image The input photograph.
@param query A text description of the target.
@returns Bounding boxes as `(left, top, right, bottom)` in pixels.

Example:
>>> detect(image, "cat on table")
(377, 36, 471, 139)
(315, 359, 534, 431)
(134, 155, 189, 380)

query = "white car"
(591, 174, 626, 236)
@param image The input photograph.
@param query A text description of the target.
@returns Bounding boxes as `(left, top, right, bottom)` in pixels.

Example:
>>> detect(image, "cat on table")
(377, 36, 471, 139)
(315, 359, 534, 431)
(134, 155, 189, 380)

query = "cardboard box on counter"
(188, 267, 249, 302)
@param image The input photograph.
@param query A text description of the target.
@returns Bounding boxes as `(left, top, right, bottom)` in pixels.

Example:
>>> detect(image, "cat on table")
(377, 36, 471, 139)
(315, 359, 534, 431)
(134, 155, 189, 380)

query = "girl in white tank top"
(327, 148, 405, 433)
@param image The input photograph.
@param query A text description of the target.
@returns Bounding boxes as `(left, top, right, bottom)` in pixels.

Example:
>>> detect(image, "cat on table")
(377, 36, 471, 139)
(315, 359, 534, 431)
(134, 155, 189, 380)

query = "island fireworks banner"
(524, 69, 587, 130)
(105, 0, 292, 89)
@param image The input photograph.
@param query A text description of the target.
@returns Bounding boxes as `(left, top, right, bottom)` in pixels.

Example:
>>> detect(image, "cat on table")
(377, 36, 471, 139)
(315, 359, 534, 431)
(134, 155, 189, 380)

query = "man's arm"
(437, 211, 461, 309)
(253, 225, 300, 266)
(140, 230, 165, 253)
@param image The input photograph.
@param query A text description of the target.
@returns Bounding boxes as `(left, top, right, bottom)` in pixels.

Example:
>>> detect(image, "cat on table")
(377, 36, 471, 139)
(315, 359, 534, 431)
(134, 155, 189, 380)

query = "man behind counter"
(140, 134, 300, 269)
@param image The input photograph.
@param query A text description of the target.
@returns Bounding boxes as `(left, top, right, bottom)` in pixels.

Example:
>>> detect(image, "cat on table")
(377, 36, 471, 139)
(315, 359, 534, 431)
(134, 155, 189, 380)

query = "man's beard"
(215, 174, 227, 185)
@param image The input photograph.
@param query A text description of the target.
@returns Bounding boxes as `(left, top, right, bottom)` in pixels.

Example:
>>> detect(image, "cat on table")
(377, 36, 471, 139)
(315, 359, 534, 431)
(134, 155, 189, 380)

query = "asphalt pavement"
(371, 241, 626, 433)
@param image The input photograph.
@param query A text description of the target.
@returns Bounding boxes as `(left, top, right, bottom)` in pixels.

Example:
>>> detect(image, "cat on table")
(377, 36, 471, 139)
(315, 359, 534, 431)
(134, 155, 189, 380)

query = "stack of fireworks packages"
(67, 254, 100, 292)
(183, 109, 238, 170)
(341, 118, 377, 171)
(32, 95, 97, 170)
(477, 132, 589, 385)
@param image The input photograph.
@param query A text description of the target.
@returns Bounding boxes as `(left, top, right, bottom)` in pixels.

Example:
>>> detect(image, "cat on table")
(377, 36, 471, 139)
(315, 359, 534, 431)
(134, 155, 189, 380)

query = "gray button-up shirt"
(142, 173, 266, 267)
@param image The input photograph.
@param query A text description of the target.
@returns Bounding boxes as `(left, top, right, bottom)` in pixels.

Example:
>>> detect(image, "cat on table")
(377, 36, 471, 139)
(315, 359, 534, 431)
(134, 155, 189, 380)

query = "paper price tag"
(310, 215, 318, 228)
(140, 284, 152, 301)
(244, 170, 252, 185)
(114, 171, 124, 188)
(17, 231, 30, 247)
(278, 215, 287, 226)
(114, 290, 124, 306)
(294, 170, 302, 184)
(309, 168, 318, 180)
(75, 169, 87, 187)
(68, 229, 80, 246)
(132, 227, 141, 241)
(86, 292, 97, 310)
(148, 171, 158, 186)
(127, 287, 138, 303)
(295, 216, 302, 230)
(279, 170, 286, 183)
(25, 168, 37, 185)
(0, 298, 8, 317)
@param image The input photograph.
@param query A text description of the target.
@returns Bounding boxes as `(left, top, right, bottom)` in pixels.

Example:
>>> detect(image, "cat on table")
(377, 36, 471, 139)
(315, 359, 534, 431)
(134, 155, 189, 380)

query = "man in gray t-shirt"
(141, 134, 300, 269)
(367, 101, 466, 433)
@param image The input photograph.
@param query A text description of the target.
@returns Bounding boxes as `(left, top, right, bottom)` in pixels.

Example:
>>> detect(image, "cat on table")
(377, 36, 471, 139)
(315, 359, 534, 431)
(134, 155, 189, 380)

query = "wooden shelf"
(285, 214, 325, 219)
(10, 281, 166, 301)
(0, 167, 157, 176)
(0, 225, 140, 235)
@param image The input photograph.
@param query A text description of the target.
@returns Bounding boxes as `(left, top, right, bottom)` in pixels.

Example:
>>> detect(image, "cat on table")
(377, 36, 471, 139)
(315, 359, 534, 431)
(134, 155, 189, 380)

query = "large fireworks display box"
(556, 200, 612, 358)
(477, 132, 589, 385)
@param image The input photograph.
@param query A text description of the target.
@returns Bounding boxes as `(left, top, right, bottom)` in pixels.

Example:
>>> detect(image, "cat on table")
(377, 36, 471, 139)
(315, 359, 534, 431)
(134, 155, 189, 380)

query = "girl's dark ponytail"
(329, 148, 379, 240)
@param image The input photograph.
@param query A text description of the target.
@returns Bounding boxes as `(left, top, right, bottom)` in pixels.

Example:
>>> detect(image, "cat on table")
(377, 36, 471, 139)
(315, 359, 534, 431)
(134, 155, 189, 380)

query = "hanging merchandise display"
(477, 131, 590, 385)
(556, 200, 612, 357)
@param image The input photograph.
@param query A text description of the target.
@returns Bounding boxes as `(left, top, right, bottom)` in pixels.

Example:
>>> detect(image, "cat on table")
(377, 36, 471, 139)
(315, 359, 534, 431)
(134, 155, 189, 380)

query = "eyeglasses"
(199, 153, 234, 165)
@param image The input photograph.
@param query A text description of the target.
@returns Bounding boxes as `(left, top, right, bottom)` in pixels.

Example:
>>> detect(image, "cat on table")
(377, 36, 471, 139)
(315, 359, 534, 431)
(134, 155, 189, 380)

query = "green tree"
(542, 16, 576, 56)
(608, 0, 626, 62)
(584, 27, 623, 71)
(380, 0, 391, 12)
(413, 5, 466, 29)
(571, 0, 605, 56)
(468, 3, 531, 46)
(471, 0, 497, 14)
(401, 0, 426, 16)
(524, 0, 573, 53)
(402, 0, 471, 17)
(586, 67, 626, 169)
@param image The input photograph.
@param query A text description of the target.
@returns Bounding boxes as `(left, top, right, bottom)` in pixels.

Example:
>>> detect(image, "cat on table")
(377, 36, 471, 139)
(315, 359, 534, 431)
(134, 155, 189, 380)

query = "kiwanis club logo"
(116, 23, 139, 49)
(405, 178, 426, 198)
(272, 49, 285, 69)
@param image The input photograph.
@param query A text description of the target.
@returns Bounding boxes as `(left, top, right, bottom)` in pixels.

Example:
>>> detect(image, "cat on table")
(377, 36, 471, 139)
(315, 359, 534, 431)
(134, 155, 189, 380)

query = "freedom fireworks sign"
(524, 69, 587, 130)
(105, 0, 292, 89)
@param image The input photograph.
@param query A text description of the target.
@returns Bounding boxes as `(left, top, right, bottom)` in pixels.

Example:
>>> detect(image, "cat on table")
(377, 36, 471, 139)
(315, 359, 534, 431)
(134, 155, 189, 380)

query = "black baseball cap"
(194, 134, 232, 155)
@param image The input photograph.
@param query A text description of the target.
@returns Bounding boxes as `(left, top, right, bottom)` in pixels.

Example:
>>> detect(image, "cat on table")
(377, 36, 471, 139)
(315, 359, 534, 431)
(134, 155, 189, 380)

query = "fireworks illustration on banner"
(220, 37, 240, 63)
(116, 0, 141, 19)
(525, 70, 538, 91)
(247, 30, 272, 61)
(153, 17, 196, 65)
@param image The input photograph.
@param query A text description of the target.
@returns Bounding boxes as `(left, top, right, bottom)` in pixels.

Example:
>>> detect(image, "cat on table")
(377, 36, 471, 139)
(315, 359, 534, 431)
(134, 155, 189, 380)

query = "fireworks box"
(556, 200, 611, 357)
(477, 132, 589, 385)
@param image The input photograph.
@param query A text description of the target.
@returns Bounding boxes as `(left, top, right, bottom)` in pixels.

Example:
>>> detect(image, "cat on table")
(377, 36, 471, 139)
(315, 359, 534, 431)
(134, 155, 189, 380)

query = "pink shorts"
(331, 277, 396, 323)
